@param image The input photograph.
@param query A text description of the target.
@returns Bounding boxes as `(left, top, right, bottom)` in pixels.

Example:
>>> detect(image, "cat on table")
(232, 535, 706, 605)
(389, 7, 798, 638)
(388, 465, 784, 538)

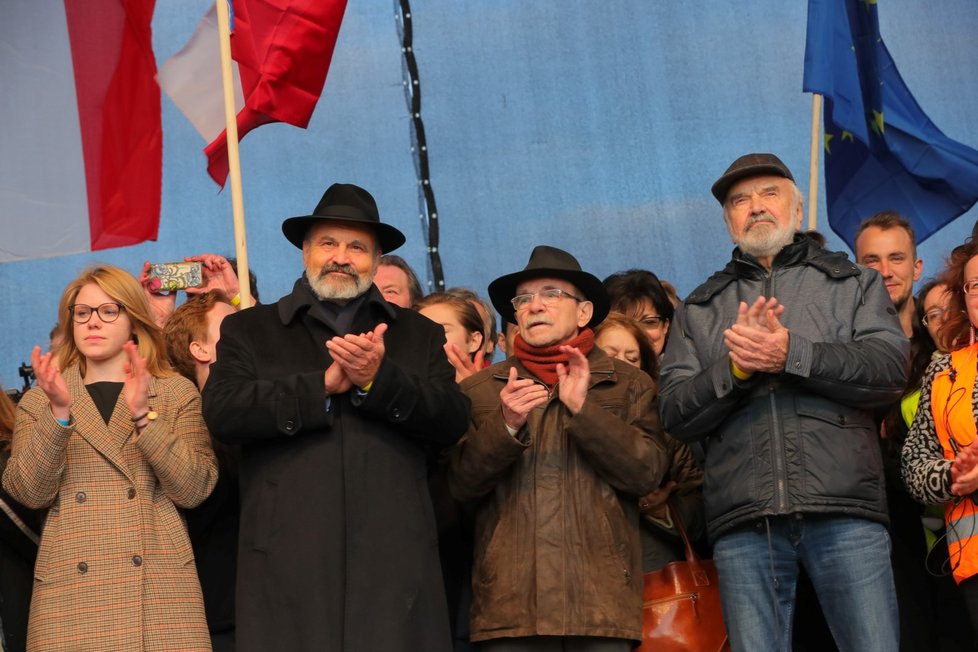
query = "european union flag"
(803, 0, 978, 248)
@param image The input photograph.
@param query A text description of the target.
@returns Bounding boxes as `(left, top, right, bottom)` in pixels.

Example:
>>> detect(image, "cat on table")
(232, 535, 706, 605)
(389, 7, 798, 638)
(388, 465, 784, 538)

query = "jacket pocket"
(156, 495, 196, 565)
(796, 403, 881, 502)
(475, 513, 517, 599)
(600, 510, 633, 585)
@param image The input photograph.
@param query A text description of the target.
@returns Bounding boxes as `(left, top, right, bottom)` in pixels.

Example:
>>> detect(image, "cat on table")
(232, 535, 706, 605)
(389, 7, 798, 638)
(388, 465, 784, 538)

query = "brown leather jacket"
(448, 346, 668, 643)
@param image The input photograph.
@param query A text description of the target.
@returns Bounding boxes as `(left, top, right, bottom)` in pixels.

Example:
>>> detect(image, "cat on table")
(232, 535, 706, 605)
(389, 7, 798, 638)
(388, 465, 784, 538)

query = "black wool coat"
(202, 279, 470, 652)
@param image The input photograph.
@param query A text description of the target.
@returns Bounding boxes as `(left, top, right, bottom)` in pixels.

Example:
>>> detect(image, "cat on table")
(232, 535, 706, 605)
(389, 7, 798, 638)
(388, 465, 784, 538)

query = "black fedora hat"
(281, 183, 406, 253)
(710, 153, 794, 204)
(489, 246, 610, 328)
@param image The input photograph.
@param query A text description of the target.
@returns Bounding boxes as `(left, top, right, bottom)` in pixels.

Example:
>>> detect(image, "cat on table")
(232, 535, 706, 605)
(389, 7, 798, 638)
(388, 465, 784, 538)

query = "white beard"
(307, 264, 373, 301)
(735, 213, 796, 260)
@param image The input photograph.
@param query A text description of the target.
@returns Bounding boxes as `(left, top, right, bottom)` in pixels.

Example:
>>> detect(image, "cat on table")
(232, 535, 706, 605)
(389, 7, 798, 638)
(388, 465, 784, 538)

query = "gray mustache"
(746, 213, 776, 229)
(318, 264, 357, 278)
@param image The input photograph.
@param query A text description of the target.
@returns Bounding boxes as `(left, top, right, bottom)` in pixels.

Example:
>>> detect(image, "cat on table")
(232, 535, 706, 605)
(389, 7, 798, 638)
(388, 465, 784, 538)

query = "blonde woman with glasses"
(2, 265, 217, 651)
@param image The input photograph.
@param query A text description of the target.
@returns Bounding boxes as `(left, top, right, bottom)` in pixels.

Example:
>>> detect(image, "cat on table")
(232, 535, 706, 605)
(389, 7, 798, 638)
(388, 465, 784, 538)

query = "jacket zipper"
(764, 269, 789, 512)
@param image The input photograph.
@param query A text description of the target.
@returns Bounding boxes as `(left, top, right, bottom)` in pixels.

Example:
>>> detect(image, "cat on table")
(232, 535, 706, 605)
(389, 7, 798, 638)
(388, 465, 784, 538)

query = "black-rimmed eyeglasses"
(638, 316, 669, 329)
(69, 303, 124, 324)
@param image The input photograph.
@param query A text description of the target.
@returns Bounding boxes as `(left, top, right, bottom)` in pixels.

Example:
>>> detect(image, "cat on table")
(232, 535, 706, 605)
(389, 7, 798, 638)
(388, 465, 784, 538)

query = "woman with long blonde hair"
(2, 265, 217, 651)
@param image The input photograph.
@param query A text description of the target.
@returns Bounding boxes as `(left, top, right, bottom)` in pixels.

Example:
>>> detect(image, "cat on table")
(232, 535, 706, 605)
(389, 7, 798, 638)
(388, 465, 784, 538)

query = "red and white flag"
(0, 0, 162, 263)
(158, 0, 349, 187)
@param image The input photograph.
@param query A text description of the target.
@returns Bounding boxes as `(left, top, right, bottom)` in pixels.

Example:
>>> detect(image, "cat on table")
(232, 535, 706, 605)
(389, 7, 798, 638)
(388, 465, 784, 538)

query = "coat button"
(75, 491, 86, 503)
(132, 555, 143, 567)
(127, 488, 136, 500)
(284, 420, 295, 431)
(391, 408, 401, 419)
(838, 416, 847, 425)
(794, 361, 801, 369)
(77, 561, 88, 573)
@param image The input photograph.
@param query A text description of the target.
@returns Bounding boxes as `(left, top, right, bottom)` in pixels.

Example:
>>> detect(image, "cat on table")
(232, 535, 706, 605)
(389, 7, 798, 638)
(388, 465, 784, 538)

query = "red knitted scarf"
(513, 328, 595, 387)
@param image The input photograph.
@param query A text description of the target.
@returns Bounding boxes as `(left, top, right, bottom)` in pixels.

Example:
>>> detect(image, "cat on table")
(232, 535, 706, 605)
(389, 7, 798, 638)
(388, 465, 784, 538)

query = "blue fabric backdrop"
(1, 0, 977, 384)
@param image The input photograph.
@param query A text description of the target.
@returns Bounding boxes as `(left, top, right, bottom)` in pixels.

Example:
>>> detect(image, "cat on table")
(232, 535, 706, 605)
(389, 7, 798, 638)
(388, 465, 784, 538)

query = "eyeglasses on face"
(511, 288, 584, 311)
(922, 307, 949, 327)
(964, 280, 978, 297)
(69, 302, 124, 324)
(638, 315, 669, 329)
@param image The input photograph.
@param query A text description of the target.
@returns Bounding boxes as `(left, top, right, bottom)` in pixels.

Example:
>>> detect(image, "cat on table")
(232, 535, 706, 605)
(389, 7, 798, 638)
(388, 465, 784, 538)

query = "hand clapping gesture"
(122, 341, 151, 419)
(30, 345, 71, 421)
(500, 366, 548, 431)
(556, 345, 590, 415)
(445, 343, 484, 383)
(724, 296, 789, 374)
(325, 322, 388, 390)
(951, 441, 978, 497)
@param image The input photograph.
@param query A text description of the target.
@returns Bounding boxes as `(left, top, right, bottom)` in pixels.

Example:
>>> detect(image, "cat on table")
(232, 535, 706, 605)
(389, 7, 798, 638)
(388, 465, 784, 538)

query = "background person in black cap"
(658, 154, 909, 651)
(448, 245, 668, 651)
(202, 183, 470, 652)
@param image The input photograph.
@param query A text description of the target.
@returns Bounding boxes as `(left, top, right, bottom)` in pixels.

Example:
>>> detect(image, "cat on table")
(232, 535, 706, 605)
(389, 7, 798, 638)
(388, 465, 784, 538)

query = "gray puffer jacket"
(659, 235, 908, 540)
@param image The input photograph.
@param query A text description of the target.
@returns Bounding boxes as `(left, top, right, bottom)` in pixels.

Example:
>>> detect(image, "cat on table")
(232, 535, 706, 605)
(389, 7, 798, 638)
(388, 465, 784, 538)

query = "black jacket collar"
(278, 276, 398, 328)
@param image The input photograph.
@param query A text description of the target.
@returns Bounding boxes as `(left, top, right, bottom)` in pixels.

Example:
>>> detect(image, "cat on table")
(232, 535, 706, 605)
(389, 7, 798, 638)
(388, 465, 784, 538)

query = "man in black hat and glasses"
(448, 245, 668, 651)
(203, 183, 470, 652)
(658, 153, 909, 651)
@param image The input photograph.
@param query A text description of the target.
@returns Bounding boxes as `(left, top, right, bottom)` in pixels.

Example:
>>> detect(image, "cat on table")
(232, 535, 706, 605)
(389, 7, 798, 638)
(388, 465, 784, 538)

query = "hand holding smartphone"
(146, 262, 204, 292)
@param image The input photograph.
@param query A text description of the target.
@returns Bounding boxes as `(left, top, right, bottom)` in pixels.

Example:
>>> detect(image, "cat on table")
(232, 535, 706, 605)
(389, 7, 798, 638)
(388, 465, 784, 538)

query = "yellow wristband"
(360, 381, 373, 392)
(231, 294, 241, 307)
(731, 361, 754, 381)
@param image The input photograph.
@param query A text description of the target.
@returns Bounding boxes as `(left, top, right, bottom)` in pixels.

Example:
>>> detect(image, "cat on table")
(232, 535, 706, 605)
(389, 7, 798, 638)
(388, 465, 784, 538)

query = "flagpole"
(215, 0, 253, 309)
(807, 93, 822, 232)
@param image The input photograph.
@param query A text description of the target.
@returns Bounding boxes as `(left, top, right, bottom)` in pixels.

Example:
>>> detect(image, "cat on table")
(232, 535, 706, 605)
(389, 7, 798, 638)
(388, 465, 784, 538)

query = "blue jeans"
(712, 514, 898, 652)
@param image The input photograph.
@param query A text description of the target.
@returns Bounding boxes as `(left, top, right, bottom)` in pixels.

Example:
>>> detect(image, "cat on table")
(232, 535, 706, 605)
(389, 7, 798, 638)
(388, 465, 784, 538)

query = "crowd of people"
(1, 154, 978, 651)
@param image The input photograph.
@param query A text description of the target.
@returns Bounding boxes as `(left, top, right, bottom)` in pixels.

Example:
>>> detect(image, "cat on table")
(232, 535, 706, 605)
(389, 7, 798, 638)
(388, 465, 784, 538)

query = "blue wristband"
(55, 417, 70, 427)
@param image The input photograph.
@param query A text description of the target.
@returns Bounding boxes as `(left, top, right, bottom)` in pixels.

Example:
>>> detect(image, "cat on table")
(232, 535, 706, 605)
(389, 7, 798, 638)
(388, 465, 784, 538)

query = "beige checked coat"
(3, 367, 218, 651)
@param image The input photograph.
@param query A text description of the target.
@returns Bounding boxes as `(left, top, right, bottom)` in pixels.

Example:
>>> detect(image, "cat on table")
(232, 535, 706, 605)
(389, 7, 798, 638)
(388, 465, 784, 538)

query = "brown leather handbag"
(638, 499, 730, 652)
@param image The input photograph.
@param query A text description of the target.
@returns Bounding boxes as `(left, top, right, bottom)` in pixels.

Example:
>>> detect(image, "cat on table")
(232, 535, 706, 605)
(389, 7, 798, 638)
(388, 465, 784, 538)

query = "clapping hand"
(951, 441, 978, 497)
(122, 341, 151, 418)
(500, 366, 548, 431)
(555, 345, 590, 414)
(30, 345, 70, 421)
(724, 297, 789, 374)
(325, 323, 388, 389)
(445, 343, 484, 383)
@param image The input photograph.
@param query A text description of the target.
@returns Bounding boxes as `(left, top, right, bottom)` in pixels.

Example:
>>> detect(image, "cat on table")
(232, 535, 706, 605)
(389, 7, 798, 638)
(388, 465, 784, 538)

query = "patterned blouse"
(901, 352, 962, 506)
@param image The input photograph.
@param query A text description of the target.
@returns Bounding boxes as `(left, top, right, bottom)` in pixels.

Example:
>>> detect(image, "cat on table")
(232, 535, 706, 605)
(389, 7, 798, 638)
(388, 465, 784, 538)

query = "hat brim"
(282, 215, 406, 253)
(489, 268, 610, 329)
(711, 164, 793, 204)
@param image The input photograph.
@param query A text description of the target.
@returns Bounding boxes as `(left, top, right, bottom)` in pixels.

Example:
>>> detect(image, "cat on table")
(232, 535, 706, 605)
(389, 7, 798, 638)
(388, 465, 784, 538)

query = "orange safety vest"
(932, 344, 978, 584)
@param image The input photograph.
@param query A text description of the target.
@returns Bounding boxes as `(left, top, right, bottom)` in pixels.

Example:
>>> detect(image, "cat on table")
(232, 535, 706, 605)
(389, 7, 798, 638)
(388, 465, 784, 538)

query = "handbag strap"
(667, 495, 698, 561)
(0, 495, 38, 545)
(667, 495, 713, 586)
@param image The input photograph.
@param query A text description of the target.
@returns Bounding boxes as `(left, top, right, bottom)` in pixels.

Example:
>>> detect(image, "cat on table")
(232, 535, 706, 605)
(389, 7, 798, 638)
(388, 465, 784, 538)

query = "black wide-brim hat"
(710, 152, 794, 204)
(281, 183, 406, 253)
(489, 245, 610, 328)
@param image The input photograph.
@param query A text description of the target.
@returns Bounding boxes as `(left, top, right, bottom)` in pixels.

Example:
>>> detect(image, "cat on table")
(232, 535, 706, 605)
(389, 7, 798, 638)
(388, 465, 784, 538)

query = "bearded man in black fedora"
(203, 183, 470, 652)
(448, 245, 668, 651)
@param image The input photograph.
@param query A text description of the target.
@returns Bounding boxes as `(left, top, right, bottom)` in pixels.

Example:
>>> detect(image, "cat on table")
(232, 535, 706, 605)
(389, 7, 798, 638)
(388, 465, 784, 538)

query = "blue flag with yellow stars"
(803, 0, 978, 248)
